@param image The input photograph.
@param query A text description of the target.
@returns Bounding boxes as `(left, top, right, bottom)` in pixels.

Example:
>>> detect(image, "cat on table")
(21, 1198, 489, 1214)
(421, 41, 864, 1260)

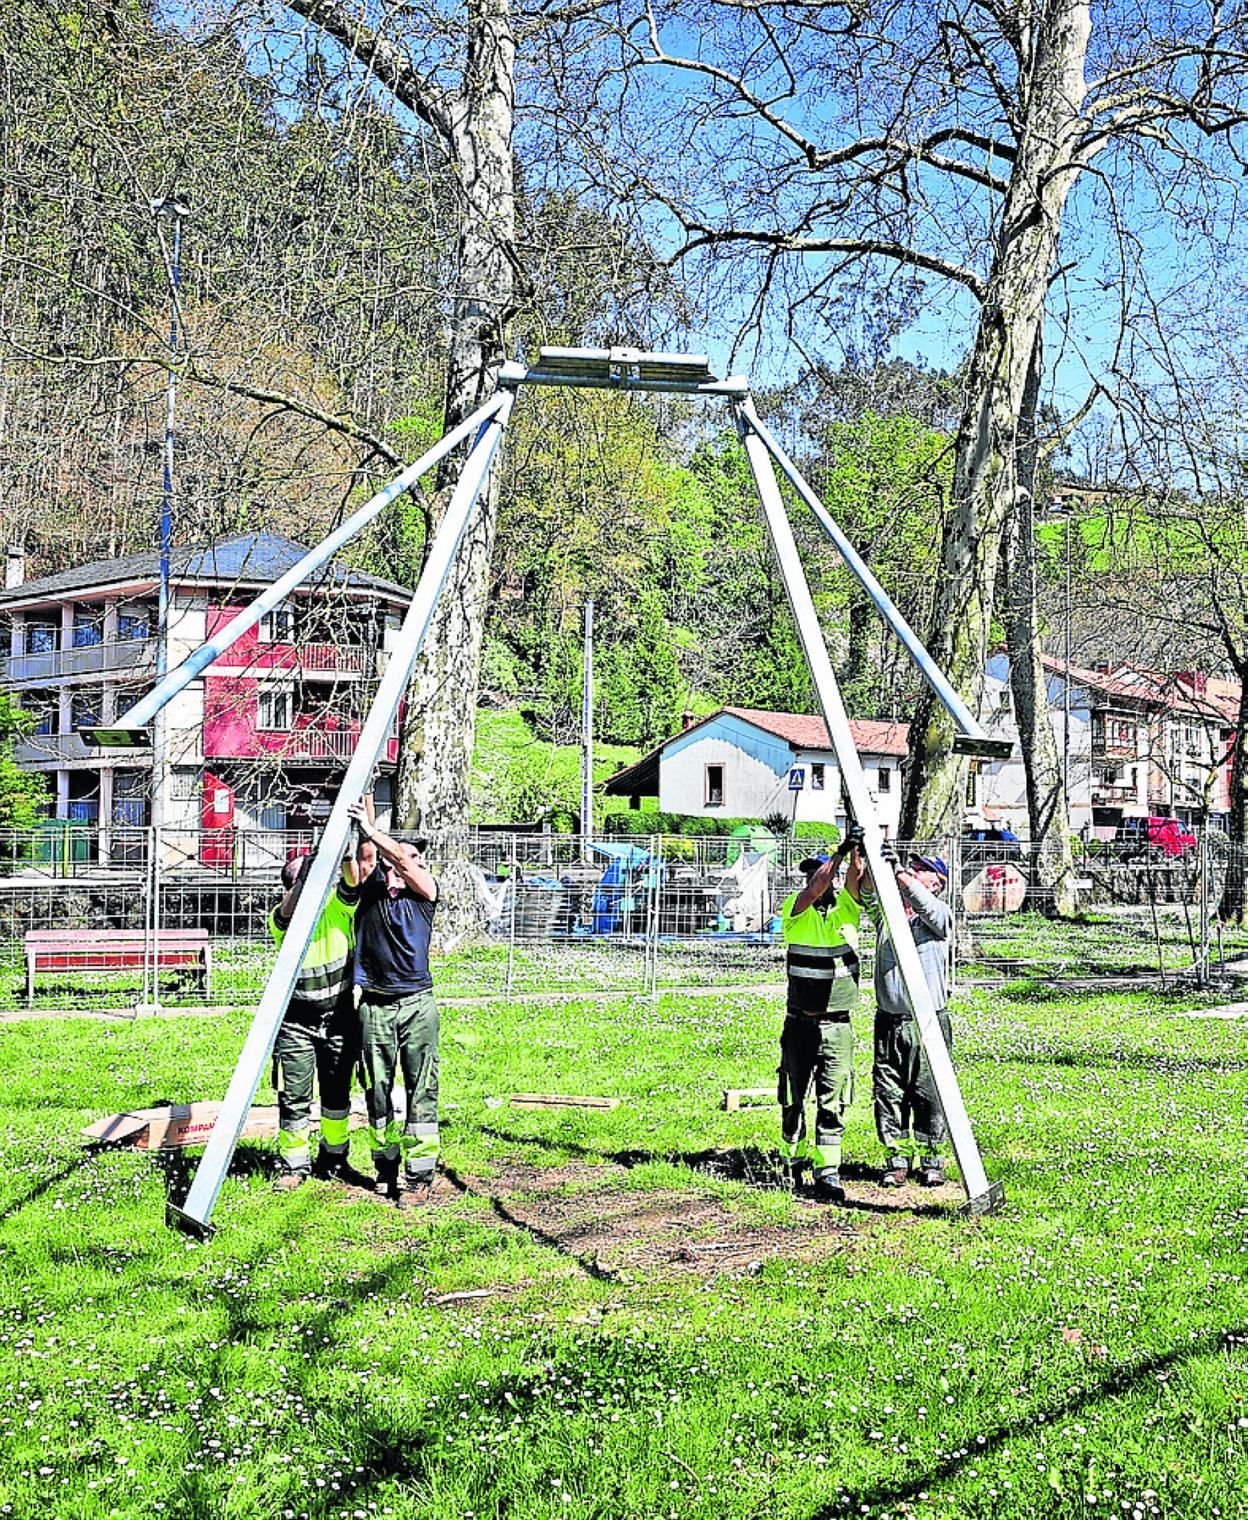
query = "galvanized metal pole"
(1199, 823, 1210, 987)
(737, 397, 1000, 1213)
(505, 833, 518, 998)
(581, 598, 594, 863)
(168, 390, 516, 1236)
(739, 406, 1003, 755)
(96, 393, 508, 741)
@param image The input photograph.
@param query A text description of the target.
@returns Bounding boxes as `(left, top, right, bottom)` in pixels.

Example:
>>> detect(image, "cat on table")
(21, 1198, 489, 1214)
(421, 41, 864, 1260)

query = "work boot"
(273, 1170, 308, 1193)
(374, 1157, 401, 1204)
(313, 1146, 373, 1188)
(917, 1158, 946, 1188)
(880, 1157, 910, 1188)
(810, 1171, 846, 1205)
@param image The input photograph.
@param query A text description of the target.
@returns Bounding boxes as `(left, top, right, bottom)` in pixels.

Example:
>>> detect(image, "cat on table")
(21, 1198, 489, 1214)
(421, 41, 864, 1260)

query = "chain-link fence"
(1, 823, 1243, 1012)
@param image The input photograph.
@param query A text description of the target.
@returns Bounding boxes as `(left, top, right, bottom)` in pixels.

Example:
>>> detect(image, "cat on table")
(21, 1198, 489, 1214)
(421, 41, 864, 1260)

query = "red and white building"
(0, 533, 409, 859)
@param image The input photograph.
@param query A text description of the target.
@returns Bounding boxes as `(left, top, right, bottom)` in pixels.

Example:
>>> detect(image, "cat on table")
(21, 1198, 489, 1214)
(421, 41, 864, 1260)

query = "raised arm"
(348, 800, 437, 901)
(792, 844, 847, 915)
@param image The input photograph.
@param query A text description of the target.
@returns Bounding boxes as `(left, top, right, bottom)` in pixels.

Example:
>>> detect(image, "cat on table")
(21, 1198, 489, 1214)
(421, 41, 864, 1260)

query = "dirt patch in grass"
(439, 1155, 956, 1279)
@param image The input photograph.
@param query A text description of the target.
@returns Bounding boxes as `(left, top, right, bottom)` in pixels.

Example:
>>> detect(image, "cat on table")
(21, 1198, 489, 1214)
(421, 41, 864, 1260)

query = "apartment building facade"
(0, 533, 409, 859)
(977, 654, 1237, 837)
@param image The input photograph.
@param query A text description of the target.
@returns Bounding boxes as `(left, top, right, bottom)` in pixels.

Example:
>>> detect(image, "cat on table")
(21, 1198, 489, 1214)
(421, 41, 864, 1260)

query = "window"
(71, 689, 102, 729)
(25, 622, 57, 654)
(72, 610, 104, 648)
(878, 766, 892, 793)
(171, 767, 202, 803)
(705, 763, 725, 807)
(22, 692, 57, 735)
(118, 611, 150, 641)
(258, 686, 292, 730)
(259, 603, 296, 643)
(811, 762, 825, 791)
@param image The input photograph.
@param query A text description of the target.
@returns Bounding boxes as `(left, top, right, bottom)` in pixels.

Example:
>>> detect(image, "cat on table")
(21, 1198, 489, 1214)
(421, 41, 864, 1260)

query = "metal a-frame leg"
(168, 390, 516, 1237)
(735, 399, 1003, 1215)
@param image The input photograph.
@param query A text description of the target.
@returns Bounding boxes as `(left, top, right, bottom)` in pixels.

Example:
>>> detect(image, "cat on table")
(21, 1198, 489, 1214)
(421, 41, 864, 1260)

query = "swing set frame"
(85, 346, 1007, 1236)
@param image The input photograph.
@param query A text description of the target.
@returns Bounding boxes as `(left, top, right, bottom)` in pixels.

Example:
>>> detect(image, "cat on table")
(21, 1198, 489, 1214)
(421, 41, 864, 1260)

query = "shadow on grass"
(153, 1141, 281, 1208)
(812, 1320, 1248, 1520)
(478, 1126, 951, 1218)
(440, 1162, 622, 1282)
(0, 1149, 95, 1225)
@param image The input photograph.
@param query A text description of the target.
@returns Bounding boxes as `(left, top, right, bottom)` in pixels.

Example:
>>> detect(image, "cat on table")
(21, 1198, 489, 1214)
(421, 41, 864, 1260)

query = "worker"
(778, 830, 866, 1203)
(865, 848, 954, 1188)
(347, 797, 440, 1206)
(269, 845, 366, 1190)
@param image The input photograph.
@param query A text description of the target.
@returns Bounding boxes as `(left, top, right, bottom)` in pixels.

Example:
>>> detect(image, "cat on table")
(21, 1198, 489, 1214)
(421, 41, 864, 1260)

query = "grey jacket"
(872, 875, 952, 1017)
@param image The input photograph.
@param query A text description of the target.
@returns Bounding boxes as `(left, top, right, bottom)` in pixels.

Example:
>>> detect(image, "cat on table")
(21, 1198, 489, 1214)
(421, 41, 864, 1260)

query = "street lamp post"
(1045, 493, 1074, 809)
(145, 194, 188, 1012)
(149, 194, 188, 839)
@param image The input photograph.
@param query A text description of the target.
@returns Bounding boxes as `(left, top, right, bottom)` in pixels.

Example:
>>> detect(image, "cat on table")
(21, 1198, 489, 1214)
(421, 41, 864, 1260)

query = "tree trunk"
(1001, 330, 1077, 915)
(900, 0, 1090, 839)
(393, 0, 516, 935)
(1220, 666, 1248, 922)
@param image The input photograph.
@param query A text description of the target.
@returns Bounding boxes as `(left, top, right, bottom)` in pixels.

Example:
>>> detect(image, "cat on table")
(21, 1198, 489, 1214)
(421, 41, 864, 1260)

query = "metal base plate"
(80, 727, 152, 748)
(952, 734, 1014, 760)
(166, 1203, 214, 1241)
(958, 1180, 1007, 1217)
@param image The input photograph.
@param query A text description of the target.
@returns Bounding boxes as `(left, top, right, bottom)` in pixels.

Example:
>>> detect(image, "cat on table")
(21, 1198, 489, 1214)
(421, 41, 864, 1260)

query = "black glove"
(846, 822, 866, 847)
(879, 843, 900, 871)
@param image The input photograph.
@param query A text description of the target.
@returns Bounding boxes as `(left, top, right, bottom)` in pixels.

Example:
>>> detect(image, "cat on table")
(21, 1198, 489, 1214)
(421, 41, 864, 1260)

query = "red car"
(1117, 815, 1197, 858)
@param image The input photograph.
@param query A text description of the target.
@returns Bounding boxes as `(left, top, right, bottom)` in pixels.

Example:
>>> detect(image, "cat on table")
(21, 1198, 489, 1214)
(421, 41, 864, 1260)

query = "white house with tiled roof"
(602, 706, 910, 836)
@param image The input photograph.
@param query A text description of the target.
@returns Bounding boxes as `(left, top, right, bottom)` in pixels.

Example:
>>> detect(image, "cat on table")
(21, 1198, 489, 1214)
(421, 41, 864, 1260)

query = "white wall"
(656, 718, 902, 833)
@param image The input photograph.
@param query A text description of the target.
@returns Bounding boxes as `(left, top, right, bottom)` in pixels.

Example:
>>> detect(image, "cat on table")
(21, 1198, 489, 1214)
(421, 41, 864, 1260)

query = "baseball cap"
(909, 853, 949, 879)
(797, 853, 831, 874)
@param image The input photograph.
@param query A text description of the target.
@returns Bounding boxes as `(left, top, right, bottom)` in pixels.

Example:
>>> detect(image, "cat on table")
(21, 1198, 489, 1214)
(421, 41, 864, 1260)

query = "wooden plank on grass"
(509, 1094, 620, 1111)
(722, 1087, 775, 1113)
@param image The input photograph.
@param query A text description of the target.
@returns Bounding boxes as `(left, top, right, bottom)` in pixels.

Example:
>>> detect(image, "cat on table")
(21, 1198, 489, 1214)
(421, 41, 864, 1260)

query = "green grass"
(470, 708, 640, 826)
(969, 908, 1248, 977)
(1, 981, 1247, 1519)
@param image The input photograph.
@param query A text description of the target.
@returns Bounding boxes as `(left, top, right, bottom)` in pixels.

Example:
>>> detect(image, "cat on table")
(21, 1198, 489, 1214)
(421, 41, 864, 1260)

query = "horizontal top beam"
(500, 348, 748, 397)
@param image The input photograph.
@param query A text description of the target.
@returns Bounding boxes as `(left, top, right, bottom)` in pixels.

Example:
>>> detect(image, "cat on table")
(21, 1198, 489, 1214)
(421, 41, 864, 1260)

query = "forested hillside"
(0, 0, 956, 751)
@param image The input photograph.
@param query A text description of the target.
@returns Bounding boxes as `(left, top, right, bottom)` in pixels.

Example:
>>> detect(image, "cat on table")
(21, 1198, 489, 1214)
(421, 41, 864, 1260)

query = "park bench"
(24, 928, 212, 1007)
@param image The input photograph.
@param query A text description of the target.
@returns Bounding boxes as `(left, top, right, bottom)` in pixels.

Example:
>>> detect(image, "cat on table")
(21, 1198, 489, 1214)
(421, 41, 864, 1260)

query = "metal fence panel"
(1, 824, 1243, 1012)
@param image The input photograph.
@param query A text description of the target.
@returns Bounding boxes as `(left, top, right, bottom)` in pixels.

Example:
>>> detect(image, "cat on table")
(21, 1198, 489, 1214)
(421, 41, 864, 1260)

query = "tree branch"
(283, 0, 457, 141)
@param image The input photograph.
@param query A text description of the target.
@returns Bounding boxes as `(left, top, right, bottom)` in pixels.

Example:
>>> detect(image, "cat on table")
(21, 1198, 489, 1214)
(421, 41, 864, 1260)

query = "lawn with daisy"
(0, 976, 1244, 1519)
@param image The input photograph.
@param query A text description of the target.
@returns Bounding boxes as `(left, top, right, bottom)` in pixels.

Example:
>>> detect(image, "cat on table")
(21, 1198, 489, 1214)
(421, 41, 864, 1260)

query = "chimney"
(5, 546, 24, 590)
(682, 710, 698, 731)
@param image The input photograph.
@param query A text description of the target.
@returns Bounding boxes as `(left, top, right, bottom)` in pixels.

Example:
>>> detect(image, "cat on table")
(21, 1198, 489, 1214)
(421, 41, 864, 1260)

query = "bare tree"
(540, 0, 1248, 911)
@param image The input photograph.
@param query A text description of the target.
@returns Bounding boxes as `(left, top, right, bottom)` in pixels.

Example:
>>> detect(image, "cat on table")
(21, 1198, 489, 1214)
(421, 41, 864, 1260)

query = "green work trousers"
(872, 1009, 952, 1158)
(777, 1013, 854, 1178)
(358, 989, 440, 1181)
(272, 1004, 358, 1175)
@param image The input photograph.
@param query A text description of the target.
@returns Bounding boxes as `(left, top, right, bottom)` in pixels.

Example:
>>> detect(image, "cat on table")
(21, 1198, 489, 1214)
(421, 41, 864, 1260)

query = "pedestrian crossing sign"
(788, 766, 805, 791)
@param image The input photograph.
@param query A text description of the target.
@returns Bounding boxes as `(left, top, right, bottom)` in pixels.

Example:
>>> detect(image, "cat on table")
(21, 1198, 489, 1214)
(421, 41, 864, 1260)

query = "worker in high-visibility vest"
(778, 832, 865, 1203)
(864, 847, 954, 1188)
(269, 848, 366, 1190)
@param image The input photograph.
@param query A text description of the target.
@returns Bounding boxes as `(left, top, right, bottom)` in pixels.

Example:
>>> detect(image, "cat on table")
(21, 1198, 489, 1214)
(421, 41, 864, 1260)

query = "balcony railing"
(5, 638, 158, 685)
(15, 732, 96, 764)
(1090, 783, 1138, 805)
(205, 726, 372, 763)
(299, 643, 367, 675)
